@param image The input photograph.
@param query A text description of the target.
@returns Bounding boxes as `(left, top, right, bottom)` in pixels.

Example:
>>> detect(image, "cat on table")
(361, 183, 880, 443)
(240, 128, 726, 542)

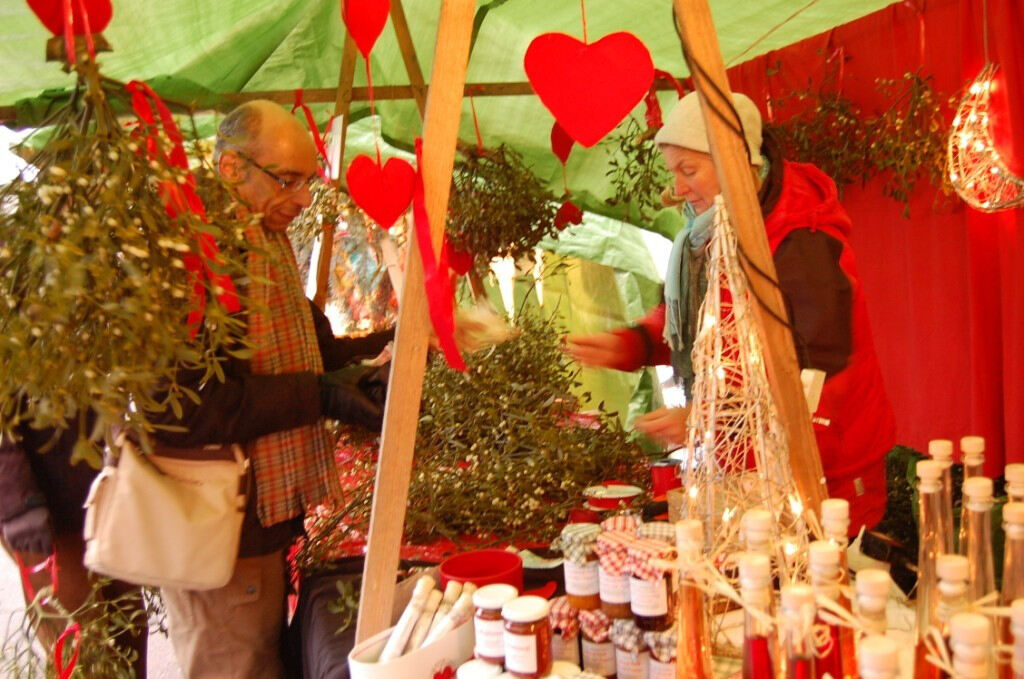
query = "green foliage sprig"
(296, 315, 652, 573)
(770, 69, 953, 216)
(447, 145, 558, 268)
(0, 61, 253, 463)
(605, 117, 671, 222)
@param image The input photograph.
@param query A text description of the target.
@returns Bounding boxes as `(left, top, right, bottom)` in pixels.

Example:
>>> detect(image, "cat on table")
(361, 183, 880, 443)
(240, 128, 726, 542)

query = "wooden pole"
(390, 0, 428, 118)
(355, 0, 475, 643)
(673, 0, 828, 517)
(313, 33, 359, 310)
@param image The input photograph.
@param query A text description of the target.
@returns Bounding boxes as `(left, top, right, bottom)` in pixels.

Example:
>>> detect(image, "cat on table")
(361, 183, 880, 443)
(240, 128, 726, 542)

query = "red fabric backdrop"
(725, 0, 1024, 473)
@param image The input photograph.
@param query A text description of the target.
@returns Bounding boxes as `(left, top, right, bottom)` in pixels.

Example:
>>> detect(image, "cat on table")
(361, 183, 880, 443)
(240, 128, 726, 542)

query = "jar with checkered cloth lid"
(555, 523, 601, 610)
(548, 596, 581, 666)
(610, 618, 648, 679)
(578, 609, 614, 677)
(625, 537, 675, 631)
(596, 530, 634, 620)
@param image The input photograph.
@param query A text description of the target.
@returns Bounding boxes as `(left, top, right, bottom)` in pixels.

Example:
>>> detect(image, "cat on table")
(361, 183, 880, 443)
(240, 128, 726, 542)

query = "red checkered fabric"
(600, 514, 640, 534)
(595, 530, 636, 576)
(246, 227, 340, 526)
(578, 609, 612, 642)
(548, 595, 580, 639)
(625, 537, 676, 582)
(643, 625, 678, 662)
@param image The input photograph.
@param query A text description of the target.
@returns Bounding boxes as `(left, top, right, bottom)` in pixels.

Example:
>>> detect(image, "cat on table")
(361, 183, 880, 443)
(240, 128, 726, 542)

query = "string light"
(947, 63, 1024, 211)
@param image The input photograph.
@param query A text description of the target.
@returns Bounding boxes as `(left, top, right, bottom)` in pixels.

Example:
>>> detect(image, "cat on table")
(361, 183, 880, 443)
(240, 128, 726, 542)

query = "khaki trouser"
(162, 551, 286, 679)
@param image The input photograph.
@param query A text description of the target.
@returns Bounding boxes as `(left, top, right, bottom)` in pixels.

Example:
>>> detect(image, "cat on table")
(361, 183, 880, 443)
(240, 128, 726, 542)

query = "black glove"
(318, 374, 384, 432)
(2, 506, 53, 555)
(356, 364, 390, 409)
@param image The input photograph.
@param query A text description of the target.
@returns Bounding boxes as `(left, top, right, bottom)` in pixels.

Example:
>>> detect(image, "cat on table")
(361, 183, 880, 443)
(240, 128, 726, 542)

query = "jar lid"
(855, 569, 891, 598)
(561, 522, 600, 541)
(960, 435, 985, 454)
(936, 554, 969, 582)
(502, 595, 551, 623)
(916, 459, 944, 481)
(638, 521, 675, 543)
(1003, 502, 1024, 525)
(928, 439, 954, 461)
(781, 583, 815, 611)
(949, 611, 991, 644)
(457, 659, 503, 679)
(1006, 464, 1024, 484)
(962, 476, 993, 501)
(808, 540, 840, 567)
(857, 635, 898, 673)
(473, 584, 519, 610)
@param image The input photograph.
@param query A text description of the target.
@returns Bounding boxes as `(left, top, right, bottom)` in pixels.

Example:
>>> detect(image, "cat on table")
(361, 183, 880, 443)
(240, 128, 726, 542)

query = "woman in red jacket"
(566, 92, 896, 534)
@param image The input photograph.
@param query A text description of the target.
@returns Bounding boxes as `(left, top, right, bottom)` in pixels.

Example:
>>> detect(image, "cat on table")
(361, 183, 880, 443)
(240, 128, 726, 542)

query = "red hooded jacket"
(616, 161, 896, 533)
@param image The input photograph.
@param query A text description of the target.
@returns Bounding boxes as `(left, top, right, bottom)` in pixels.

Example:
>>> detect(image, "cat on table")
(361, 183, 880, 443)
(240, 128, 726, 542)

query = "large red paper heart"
(525, 32, 654, 148)
(346, 154, 415, 230)
(342, 0, 390, 59)
(27, 0, 113, 36)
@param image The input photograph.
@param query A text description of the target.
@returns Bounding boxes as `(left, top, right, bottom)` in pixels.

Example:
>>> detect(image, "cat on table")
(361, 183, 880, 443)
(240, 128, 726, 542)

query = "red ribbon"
(54, 622, 82, 679)
(644, 70, 686, 131)
(125, 80, 241, 336)
(468, 91, 484, 154)
(15, 552, 58, 602)
(60, 0, 97, 65)
(412, 139, 464, 372)
(291, 89, 332, 183)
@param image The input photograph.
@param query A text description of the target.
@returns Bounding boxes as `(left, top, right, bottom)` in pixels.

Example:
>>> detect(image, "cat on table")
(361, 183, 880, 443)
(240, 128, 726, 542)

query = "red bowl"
(439, 549, 523, 592)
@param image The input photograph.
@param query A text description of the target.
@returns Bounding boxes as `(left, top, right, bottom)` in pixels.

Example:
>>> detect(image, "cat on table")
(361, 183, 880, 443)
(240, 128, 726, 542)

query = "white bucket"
(348, 620, 475, 679)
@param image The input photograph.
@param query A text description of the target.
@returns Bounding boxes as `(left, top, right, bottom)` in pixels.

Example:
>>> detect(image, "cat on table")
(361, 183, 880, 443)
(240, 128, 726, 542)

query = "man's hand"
(563, 332, 628, 369)
(318, 375, 384, 432)
(633, 406, 690, 448)
(2, 506, 53, 555)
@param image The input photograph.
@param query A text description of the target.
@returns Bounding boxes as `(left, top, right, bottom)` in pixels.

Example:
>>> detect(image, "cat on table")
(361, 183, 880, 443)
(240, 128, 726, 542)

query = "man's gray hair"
(213, 102, 263, 163)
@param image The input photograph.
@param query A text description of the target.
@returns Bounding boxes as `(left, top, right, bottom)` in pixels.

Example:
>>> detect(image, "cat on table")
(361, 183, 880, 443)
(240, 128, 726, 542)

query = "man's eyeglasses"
(234, 149, 317, 193)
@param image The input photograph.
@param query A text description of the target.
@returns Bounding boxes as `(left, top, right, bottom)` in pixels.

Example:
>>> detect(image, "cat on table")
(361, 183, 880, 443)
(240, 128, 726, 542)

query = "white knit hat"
(653, 91, 764, 166)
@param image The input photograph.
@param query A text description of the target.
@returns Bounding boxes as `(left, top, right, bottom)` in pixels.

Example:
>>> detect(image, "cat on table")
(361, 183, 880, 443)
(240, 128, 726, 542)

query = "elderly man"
(151, 100, 392, 678)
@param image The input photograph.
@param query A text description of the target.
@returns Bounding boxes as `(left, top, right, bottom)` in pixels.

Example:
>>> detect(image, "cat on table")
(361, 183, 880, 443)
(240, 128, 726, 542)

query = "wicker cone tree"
(681, 196, 812, 625)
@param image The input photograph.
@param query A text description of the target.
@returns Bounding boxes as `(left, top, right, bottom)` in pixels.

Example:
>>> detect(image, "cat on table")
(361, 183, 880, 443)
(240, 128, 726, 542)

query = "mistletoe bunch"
(0, 60, 252, 464)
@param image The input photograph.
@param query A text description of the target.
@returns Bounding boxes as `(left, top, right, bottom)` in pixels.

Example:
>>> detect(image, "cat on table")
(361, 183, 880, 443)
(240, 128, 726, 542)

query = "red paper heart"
(550, 121, 575, 165)
(346, 154, 415, 230)
(342, 0, 391, 59)
(554, 200, 583, 230)
(27, 0, 113, 36)
(444, 242, 474, 276)
(525, 32, 654, 148)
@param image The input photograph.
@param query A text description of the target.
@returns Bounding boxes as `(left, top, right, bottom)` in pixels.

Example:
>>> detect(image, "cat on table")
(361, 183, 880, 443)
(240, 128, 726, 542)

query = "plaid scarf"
(245, 226, 340, 526)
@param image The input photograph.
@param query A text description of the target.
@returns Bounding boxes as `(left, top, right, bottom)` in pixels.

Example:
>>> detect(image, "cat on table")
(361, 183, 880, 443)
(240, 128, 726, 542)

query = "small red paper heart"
(554, 200, 583, 230)
(342, 0, 391, 59)
(550, 122, 575, 165)
(27, 0, 113, 36)
(346, 154, 415, 230)
(525, 32, 654, 148)
(444, 242, 474, 276)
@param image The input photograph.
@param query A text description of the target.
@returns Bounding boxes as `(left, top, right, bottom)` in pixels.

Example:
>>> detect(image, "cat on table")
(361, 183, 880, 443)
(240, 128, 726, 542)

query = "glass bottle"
(675, 519, 712, 679)
(1012, 599, 1024, 679)
(929, 439, 956, 554)
(1006, 465, 1024, 504)
(915, 460, 946, 679)
(854, 569, 890, 636)
(960, 477, 996, 601)
(808, 541, 845, 679)
(781, 584, 817, 679)
(1000, 503, 1024, 676)
(934, 554, 970, 679)
(739, 552, 776, 679)
(857, 635, 899, 679)
(949, 611, 994, 679)
(961, 436, 986, 479)
(821, 498, 857, 679)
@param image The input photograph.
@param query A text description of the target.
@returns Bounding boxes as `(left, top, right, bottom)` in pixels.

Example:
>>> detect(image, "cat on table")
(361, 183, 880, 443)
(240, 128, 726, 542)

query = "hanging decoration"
(682, 196, 811, 643)
(524, 1, 653, 147)
(342, 0, 390, 59)
(947, 63, 1024, 211)
(27, 0, 112, 37)
(345, 154, 416, 230)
